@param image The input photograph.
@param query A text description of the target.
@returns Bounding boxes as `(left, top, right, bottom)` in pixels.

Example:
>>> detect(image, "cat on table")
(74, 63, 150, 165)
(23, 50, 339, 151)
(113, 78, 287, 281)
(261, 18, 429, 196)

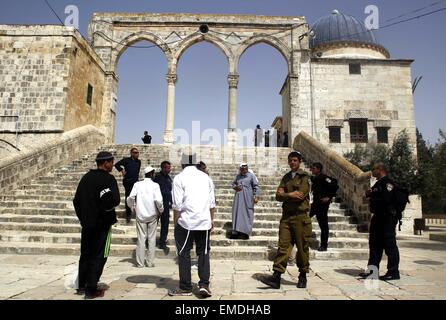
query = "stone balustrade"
(0, 125, 104, 193)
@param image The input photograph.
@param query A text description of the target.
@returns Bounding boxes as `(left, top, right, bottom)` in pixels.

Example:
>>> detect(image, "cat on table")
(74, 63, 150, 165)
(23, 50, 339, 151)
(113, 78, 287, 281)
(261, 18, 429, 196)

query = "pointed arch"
(235, 35, 291, 73)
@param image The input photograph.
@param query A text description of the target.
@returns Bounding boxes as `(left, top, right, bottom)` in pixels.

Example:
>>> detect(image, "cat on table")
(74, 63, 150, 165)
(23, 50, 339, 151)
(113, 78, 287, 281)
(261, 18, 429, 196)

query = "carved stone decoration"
(227, 73, 239, 88)
(325, 119, 344, 127)
(374, 120, 391, 128)
(346, 110, 368, 119)
(166, 73, 178, 85)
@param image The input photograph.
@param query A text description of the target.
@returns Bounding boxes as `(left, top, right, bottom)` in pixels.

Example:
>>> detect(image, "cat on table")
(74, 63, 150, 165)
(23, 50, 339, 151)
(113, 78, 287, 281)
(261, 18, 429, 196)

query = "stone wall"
(309, 58, 417, 155)
(294, 130, 371, 228)
(294, 130, 420, 234)
(0, 125, 104, 193)
(0, 25, 106, 158)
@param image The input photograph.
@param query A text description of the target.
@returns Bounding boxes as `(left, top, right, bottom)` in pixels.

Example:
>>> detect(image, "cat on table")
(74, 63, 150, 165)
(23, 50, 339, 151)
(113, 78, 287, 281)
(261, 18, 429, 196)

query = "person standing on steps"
(230, 163, 260, 240)
(154, 161, 173, 255)
(254, 124, 264, 147)
(73, 151, 120, 299)
(309, 162, 339, 252)
(141, 131, 152, 144)
(114, 147, 141, 223)
(259, 151, 312, 289)
(168, 155, 215, 298)
(127, 166, 164, 268)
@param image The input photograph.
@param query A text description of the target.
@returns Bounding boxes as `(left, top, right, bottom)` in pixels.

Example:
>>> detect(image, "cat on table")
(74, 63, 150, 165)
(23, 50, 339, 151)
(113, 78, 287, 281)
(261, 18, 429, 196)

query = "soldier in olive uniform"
(359, 163, 400, 281)
(260, 151, 312, 289)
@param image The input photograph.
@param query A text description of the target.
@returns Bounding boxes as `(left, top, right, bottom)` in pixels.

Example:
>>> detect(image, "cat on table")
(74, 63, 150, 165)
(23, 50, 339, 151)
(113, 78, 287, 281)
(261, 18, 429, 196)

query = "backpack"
(324, 176, 339, 197)
(392, 185, 410, 231)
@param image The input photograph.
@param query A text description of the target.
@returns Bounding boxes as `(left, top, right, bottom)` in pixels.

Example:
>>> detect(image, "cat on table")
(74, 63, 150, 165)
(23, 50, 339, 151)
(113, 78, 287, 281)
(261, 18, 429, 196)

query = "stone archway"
(88, 13, 309, 145)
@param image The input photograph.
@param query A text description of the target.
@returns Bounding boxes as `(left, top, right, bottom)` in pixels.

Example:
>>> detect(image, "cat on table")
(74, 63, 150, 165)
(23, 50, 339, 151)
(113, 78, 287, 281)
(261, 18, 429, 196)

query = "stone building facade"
(0, 25, 106, 157)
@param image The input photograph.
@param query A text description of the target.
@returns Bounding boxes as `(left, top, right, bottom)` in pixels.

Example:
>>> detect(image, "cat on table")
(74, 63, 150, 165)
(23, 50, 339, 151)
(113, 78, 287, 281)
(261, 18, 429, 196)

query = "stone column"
(227, 73, 239, 147)
(163, 73, 177, 145)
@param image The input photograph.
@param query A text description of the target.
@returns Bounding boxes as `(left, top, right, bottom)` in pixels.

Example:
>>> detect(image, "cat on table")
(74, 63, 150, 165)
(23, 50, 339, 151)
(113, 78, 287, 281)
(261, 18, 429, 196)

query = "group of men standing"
(73, 146, 402, 299)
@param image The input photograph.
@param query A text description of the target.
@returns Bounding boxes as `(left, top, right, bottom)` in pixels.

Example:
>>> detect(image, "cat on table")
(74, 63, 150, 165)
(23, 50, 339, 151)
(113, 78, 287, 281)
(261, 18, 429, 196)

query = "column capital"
(166, 73, 178, 85)
(227, 73, 239, 88)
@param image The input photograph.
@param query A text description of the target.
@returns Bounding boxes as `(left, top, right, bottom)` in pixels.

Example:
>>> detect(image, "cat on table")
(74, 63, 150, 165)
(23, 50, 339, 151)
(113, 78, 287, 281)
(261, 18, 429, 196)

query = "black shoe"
(239, 233, 249, 240)
(259, 272, 281, 289)
(75, 288, 85, 295)
(229, 232, 239, 239)
(379, 272, 400, 281)
(297, 273, 307, 288)
(159, 245, 170, 255)
(126, 217, 131, 224)
(317, 246, 327, 252)
(84, 289, 105, 299)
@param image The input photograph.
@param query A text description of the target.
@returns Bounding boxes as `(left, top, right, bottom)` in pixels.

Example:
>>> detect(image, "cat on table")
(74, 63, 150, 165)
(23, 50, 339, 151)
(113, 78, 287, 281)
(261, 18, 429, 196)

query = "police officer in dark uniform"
(154, 160, 173, 254)
(359, 162, 400, 280)
(115, 147, 141, 223)
(310, 162, 338, 252)
(259, 151, 312, 289)
(73, 151, 121, 299)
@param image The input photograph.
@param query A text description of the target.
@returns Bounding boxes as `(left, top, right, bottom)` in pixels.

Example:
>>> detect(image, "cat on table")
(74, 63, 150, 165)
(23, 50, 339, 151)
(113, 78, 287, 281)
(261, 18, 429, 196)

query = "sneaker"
(84, 289, 105, 299)
(317, 246, 327, 252)
(199, 285, 212, 298)
(297, 273, 307, 288)
(168, 288, 192, 296)
(259, 272, 281, 289)
(145, 262, 155, 268)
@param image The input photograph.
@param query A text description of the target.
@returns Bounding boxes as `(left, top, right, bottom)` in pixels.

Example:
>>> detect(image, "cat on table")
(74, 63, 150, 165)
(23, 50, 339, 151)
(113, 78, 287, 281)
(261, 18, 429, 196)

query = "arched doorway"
(237, 43, 289, 147)
(175, 41, 229, 146)
(114, 40, 168, 144)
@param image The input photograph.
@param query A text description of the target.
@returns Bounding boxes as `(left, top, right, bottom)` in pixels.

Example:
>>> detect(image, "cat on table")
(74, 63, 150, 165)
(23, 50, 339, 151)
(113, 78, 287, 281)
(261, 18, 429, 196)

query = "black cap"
(95, 151, 114, 161)
(288, 151, 302, 161)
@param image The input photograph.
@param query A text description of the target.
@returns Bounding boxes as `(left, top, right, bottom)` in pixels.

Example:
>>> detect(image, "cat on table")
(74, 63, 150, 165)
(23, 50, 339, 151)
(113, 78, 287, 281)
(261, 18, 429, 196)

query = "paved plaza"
(0, 235, 445, 300)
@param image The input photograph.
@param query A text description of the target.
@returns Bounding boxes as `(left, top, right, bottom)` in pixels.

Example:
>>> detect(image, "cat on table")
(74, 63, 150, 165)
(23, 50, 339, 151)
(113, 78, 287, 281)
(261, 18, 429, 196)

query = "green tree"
(387, 130, 420, 194)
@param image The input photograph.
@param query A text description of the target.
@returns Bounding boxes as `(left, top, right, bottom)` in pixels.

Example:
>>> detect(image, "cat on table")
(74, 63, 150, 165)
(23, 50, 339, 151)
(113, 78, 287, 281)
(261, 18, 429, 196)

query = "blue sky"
(1, 0, 445, 145)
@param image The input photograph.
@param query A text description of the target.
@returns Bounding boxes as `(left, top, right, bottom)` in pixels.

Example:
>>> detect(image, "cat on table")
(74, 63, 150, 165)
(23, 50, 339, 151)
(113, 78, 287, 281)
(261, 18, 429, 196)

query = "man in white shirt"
(127, 166, 164, 268)
(168, 156, 216, 298)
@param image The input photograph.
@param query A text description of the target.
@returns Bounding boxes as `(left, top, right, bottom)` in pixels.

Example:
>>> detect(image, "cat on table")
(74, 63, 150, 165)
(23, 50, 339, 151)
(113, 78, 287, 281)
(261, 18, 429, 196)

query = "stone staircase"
(0, 144, 369, 260)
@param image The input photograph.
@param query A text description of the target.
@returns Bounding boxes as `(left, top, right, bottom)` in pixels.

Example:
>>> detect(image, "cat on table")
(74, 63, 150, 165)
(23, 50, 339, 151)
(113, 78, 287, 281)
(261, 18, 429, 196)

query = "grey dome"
(310, 10, 381, 48)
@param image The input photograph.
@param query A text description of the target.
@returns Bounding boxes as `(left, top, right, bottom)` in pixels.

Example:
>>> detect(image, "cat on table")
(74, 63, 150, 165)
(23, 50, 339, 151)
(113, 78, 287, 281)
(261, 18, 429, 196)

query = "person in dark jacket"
(73, 151, 120, 299)
(114, 147, 141, 223)
(154, 160, 173, 254)
(359, 162, 400, 281)
(310, 162, 338, 251)
(142, 131, 152, 144)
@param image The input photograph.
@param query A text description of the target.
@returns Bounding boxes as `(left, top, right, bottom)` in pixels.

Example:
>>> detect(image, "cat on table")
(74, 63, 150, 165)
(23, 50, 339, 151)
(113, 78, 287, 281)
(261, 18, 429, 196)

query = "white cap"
(144, 166, 155, 174)
(240, 162, 248, 168)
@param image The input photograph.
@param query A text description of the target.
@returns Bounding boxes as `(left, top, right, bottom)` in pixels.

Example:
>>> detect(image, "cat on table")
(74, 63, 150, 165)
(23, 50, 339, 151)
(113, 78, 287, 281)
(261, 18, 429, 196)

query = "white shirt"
(172, 166, 216, 230)
(127, 178, 164, 223)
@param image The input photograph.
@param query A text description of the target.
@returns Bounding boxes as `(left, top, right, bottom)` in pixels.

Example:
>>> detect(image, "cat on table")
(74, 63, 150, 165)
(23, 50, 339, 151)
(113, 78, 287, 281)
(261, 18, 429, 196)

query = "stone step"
(0, 241, 368, 260)
(0, 213, 355, 227)
(0, 229, 368, 246)
(0, 222, 125, 234)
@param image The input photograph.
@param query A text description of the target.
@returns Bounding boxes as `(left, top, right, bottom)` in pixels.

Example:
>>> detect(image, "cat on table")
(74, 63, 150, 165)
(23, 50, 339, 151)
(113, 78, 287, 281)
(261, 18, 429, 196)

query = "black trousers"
(310, 203, 330, 248)
(123, 181, 136, 219)
(78, 225, 111, 294)
(158, 200, 170, 247)
(367, 214, 400, 274)
(174, 224, 210, 291)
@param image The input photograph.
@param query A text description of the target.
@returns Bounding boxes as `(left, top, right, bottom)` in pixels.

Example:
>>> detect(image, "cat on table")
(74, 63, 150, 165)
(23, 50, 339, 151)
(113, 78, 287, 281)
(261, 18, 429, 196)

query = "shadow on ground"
(125, 275, 208, 299)
(252, 272, 296, 288)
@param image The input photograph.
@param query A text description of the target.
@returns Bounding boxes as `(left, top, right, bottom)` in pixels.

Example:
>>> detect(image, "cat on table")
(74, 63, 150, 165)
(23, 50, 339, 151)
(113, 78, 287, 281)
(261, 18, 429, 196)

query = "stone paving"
(0, 235, 445, 300)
